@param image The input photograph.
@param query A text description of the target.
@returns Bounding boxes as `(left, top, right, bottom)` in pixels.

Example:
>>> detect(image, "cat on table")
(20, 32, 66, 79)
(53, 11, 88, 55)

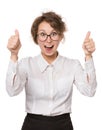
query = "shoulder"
(60, 55, 80, 66)
(18, 55, 39, 65)
(58, 55, 82, 73)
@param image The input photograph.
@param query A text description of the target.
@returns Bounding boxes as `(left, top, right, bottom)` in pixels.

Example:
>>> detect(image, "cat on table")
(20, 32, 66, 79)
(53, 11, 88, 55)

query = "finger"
(15, 29, 19, 37)
(84, 31, 91, 41)
(87, 47, 95, 52)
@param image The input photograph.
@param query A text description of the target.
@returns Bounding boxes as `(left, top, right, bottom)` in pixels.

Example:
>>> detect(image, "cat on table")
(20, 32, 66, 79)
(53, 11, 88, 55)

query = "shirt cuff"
(8, 60, 18, 74)
(85, 58, 95, 72)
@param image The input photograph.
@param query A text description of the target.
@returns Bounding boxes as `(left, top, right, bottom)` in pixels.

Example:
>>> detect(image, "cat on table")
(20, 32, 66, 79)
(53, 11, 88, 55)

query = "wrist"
(10, 54, 18, 62)
(85, 54, 92, 61)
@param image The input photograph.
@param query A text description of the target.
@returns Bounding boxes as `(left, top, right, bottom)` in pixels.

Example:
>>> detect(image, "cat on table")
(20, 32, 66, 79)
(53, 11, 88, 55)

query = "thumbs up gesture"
(82, 31, 95, 60)
(7, 30, 21, 61)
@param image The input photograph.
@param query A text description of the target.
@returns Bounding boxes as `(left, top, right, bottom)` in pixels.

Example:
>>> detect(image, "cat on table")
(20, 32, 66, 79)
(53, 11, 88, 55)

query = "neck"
(41, 52, 58, 64)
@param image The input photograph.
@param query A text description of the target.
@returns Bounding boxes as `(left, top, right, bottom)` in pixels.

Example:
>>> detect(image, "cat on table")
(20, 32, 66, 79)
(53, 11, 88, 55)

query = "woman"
(6, 11, 97, 130)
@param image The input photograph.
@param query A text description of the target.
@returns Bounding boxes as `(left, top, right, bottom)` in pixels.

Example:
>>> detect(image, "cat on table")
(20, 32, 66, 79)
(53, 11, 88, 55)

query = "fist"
(7, 30, 21, 55)
(82, 31, 95, 56)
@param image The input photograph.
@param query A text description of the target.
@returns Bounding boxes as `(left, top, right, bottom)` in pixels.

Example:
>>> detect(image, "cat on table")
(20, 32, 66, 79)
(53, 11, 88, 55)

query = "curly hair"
(31, 11, 66, 44)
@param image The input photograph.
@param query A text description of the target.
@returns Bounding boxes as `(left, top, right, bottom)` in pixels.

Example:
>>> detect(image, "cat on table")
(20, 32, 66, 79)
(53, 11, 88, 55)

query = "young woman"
(6, 11, 97, 130)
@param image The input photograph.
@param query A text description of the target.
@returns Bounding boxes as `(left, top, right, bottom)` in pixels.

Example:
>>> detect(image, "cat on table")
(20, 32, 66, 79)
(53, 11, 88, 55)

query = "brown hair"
(31, 11, 66, 44)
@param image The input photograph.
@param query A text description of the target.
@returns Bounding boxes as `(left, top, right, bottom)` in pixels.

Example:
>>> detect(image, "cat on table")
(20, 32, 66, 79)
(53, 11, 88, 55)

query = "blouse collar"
(37, 53, 61, 73)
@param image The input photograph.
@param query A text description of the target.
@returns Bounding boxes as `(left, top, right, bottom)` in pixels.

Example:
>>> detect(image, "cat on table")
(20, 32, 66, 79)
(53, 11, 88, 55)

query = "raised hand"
(82, 31, 95, 60)
(7, 30, 21, 61)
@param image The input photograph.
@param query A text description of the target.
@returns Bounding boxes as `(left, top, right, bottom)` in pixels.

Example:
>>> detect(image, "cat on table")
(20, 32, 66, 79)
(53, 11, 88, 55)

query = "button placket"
(48, 65, 54, 110)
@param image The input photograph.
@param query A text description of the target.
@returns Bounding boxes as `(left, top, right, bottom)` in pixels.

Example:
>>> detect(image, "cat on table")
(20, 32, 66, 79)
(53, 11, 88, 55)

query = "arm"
(6, 30, 26, 96)
(74, 59, 97, 97)
(74, 32, 97, 97)
(83, 31, 96, 82)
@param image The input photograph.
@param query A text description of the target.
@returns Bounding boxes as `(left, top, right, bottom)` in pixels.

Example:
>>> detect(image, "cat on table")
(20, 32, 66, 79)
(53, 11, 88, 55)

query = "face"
(37, 21, 63, 59)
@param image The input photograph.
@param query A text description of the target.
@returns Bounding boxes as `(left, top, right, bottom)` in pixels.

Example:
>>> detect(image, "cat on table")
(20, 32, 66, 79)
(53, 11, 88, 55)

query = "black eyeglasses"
(37, 31, 60, 42)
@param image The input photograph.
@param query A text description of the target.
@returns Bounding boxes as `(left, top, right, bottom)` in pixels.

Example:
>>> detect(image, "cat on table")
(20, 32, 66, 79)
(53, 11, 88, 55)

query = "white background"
(0, 0, 102, 129)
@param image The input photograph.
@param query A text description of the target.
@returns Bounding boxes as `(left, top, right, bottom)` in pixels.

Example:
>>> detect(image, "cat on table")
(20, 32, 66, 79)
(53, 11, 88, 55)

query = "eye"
(51, 32, 58, 36)
(39, 32, 46, 37)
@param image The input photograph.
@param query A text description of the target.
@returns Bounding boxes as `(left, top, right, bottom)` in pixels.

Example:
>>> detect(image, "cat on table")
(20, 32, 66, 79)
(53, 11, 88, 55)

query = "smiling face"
(37, 21, 63, 62)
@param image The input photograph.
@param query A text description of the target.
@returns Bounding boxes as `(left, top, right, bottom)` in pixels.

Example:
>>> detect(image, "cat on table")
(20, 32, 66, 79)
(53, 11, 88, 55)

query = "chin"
(46, 53, 54, 57)
(44, 52, 55, 57)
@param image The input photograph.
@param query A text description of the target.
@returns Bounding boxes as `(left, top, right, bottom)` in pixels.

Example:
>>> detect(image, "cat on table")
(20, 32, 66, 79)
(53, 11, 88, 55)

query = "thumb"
(84, 31, 91, 41)
(15, 29, 19, 37)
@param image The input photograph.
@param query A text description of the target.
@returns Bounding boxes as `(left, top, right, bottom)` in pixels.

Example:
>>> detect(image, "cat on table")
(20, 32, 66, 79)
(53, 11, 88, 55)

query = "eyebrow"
(38, 30, 57, 33)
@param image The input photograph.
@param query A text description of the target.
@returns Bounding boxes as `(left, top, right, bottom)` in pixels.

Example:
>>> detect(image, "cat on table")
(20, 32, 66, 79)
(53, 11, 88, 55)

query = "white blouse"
(6, 54, 97, 116)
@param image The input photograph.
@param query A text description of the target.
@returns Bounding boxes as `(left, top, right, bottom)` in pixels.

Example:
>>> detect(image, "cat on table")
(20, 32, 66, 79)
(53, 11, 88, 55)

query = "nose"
(46, 35, 52, 42)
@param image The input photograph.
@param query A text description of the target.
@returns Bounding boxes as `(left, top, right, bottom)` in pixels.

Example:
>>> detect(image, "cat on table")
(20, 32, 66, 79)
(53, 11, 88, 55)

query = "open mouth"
(44, 45, 54, 49)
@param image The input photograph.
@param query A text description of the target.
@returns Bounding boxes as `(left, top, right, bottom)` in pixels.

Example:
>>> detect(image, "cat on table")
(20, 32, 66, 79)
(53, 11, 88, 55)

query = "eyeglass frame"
(37, 31, 60, 42)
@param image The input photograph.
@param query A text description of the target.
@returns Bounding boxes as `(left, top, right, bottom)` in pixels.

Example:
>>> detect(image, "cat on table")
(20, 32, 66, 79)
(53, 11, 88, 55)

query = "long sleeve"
(74, 58, 97, 97)
(5, 55, 97, 115)
(6, 60, 27, 96)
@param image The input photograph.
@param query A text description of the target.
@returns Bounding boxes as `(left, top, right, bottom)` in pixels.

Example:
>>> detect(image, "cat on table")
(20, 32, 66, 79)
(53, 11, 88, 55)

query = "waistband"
(27, 113, 70, 121)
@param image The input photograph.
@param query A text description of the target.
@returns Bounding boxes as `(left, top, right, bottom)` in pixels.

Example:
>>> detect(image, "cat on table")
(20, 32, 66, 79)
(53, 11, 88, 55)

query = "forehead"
(38, 21, 55, 32)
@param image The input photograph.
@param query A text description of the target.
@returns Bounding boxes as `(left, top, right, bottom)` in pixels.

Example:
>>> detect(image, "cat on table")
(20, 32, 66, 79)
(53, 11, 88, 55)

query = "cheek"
(54, 42, 60, 48)
(38, 42, 45, 51)
(37, 39, 43, 46)
(38, 43, 43, 48)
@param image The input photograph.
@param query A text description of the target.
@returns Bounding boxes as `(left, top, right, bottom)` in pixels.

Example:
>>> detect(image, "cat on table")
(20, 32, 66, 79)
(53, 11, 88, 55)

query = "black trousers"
(21, 113, 73, 130)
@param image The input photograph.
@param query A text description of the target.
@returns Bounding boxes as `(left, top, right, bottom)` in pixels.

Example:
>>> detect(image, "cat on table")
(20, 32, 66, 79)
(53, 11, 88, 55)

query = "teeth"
(45, 45, 53, 48)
